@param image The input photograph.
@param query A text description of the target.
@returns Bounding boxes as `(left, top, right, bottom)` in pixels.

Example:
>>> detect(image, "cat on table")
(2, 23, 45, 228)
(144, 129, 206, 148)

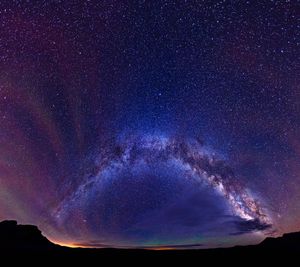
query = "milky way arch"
(52, 133, 273, 247)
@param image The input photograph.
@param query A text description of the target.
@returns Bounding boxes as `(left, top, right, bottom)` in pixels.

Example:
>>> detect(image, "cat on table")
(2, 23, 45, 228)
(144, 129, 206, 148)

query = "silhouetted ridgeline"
(0, 220, 299, 261)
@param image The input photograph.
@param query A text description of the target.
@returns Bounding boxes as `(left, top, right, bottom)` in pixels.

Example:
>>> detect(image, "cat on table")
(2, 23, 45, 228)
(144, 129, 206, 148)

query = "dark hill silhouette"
(0, 220, 299, 261)
(0, 220, 55, 251)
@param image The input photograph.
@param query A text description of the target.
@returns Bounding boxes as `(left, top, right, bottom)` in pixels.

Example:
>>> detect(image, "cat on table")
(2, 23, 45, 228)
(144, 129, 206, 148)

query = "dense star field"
(0, 1, 299, 248)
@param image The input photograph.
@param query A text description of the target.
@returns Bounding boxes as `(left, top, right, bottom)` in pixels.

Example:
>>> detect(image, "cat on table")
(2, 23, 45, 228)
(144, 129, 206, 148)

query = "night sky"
(0, 1, 299, 249)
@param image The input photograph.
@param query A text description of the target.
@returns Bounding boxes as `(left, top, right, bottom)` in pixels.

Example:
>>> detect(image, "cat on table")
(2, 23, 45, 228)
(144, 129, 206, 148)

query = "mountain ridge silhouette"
(0, 220, 299, 260)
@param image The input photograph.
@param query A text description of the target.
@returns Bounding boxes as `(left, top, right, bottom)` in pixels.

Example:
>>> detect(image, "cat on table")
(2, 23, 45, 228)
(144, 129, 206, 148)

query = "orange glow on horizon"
(48, 238, 180, 250)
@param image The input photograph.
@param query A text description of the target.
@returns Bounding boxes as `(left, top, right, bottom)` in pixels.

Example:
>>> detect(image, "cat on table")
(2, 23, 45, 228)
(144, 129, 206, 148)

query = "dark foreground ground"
(0, 220, 299, 263)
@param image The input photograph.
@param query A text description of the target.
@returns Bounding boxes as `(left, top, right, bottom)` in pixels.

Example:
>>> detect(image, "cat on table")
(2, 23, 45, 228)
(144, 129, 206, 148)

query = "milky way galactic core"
(0, 1, 299, 248)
